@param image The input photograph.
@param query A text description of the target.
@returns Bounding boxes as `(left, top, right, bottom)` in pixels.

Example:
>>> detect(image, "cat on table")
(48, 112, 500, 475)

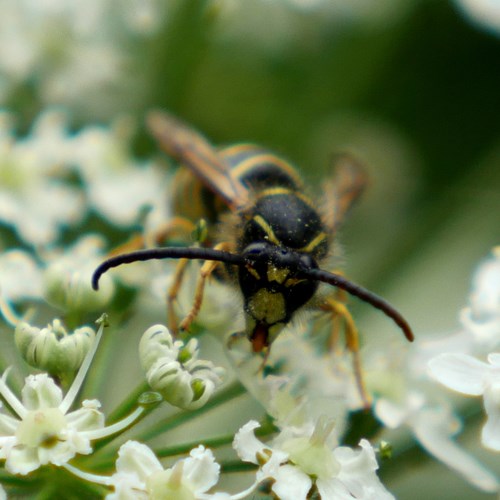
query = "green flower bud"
(139, 324, 224, 410)
(43, 236, 114, 313)
(15, 319, 95, 377)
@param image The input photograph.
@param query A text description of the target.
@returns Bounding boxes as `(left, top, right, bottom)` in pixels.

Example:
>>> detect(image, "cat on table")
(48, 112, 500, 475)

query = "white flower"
(455, 0, 500, 35)
(459, 247, 500, 351)
(0, 249, 43, 302)
(224, 323, 350, 438)
(0, 110, 84, 245)
(0, 372, 104, 475)
(65, 440, 256, 499)
(43, 235, 115, 313)
(429, 352, 500, 451)
(139, 324, 225, 410)
(233, 419, 394, 500)
(0, 318, 145, 475)
(0, 2, 166, 111)
(109, 442, 222, 500)
(72, 121, 168, 228)
(375, 390, 499, 492)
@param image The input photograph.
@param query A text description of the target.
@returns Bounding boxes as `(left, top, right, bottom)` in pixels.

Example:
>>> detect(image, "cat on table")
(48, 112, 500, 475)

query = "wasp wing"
(321, 153, 368, 233)
(147, 110, 249, 211)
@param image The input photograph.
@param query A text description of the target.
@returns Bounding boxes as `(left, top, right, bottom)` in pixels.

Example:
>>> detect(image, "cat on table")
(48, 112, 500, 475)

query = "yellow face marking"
(299, 232, 327, 253)
(267, 265, 289, 284)
(247, 289, 286, 324)
(284, 277, 306, 287)
(253, 214, 281, 245)
(245, 264, 261, 281)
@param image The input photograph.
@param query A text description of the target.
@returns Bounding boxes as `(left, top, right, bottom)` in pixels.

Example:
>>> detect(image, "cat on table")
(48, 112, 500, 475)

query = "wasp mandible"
(92, 111, 414, 404)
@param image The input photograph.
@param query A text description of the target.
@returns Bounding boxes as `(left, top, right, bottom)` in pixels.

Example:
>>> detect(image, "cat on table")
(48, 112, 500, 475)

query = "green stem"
(106, 381, 150, 424)
(138, 381, 246, 442)
(87, 381, 246, 470)
(220, 461, 257, 474)
(155, 433, 238, 459)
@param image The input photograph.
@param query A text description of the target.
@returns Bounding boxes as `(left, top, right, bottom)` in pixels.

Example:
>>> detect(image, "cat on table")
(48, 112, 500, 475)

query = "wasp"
(92, 111, 414, 404)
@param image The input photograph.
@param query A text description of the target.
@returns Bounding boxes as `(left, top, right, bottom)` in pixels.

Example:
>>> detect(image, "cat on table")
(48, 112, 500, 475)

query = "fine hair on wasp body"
(92, 110, 414, 406)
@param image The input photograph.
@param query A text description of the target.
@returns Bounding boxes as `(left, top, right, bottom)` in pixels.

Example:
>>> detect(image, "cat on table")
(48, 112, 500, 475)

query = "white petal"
(5, 445, 41, 475)
(65, 401, 105, 432)
(316, 477, 354, 500)
(106, 472, 148, 500)
(334, 440, 394, 500)
(373, 398, 407, 428)
(0, 411, 19, 434)
(21, 373, 63, 410)
(270, 464, 311, 500)
(428, 353, 489, 395)
(115, 441, 163, 481)
(334, 440, 378, 476)
(232, 420, 266, 464)
(482, 382, 500, 451)
(487, 353, 500, 366)
(412, 406, 499, 493)
(183, 446, 220, 493)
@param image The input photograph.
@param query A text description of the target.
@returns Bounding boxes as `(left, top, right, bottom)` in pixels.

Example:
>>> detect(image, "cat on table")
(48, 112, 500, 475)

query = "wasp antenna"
(305, 268, 414, 342)
(91, 247, 245, 291)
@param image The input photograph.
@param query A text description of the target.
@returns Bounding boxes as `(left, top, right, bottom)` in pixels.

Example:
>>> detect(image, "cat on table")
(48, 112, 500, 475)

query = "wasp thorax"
(240, 192, 329, 260)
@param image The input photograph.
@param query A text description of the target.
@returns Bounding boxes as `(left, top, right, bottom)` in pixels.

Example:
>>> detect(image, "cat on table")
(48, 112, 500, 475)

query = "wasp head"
(239, 242, 319, 352)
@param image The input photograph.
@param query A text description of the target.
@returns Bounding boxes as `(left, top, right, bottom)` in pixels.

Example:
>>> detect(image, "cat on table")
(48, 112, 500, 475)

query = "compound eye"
(243, 242, 269, 261)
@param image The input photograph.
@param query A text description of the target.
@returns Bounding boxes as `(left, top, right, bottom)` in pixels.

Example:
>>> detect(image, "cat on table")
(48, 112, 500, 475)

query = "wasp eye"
(299, 254, 317, 271)
(243, 243, 268, 257)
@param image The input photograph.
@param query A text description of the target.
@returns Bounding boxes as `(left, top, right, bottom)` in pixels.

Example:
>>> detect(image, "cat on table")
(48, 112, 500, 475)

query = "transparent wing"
(321, 153, 368, 232)
(147, 110, 249, 210)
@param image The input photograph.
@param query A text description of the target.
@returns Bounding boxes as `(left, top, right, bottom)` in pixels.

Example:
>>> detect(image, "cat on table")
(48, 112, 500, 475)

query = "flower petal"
(183, 445, 220, 493)
(232, 420, 266, 464)
(21, 373, 63, 410)
(428, 353, 489, 395)
(412, 406, 499, 493)
(115, 441, 163, 481)
(270, 464, 312, 500)
(482, 382, 500, 451)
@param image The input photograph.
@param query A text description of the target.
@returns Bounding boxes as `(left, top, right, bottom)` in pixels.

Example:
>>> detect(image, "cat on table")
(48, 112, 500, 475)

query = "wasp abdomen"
(220, 144, 303, 192)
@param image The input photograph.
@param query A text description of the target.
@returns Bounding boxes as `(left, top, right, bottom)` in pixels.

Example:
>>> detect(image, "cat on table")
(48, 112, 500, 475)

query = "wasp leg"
(320, 297, 371, 409)
(166, 258, 190, 335)
(179, 242, 232, 332)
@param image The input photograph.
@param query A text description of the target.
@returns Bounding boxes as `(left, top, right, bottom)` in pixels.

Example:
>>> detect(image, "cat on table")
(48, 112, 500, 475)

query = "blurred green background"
(2, 0, 499, 498)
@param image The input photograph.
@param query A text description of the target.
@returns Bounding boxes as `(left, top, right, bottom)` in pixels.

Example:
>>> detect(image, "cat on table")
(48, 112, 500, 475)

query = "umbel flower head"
(233, 418, 394, 500)
(0, 317, 147, 478)
(65, 439, 258, 499)
(0, 318, 108, 475)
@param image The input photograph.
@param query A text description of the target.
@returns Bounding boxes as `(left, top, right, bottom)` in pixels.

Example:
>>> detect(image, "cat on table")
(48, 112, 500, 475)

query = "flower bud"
(139, 324, 224, 410)
(43, 236, 114, 313)
(15, 319, 95, 376)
